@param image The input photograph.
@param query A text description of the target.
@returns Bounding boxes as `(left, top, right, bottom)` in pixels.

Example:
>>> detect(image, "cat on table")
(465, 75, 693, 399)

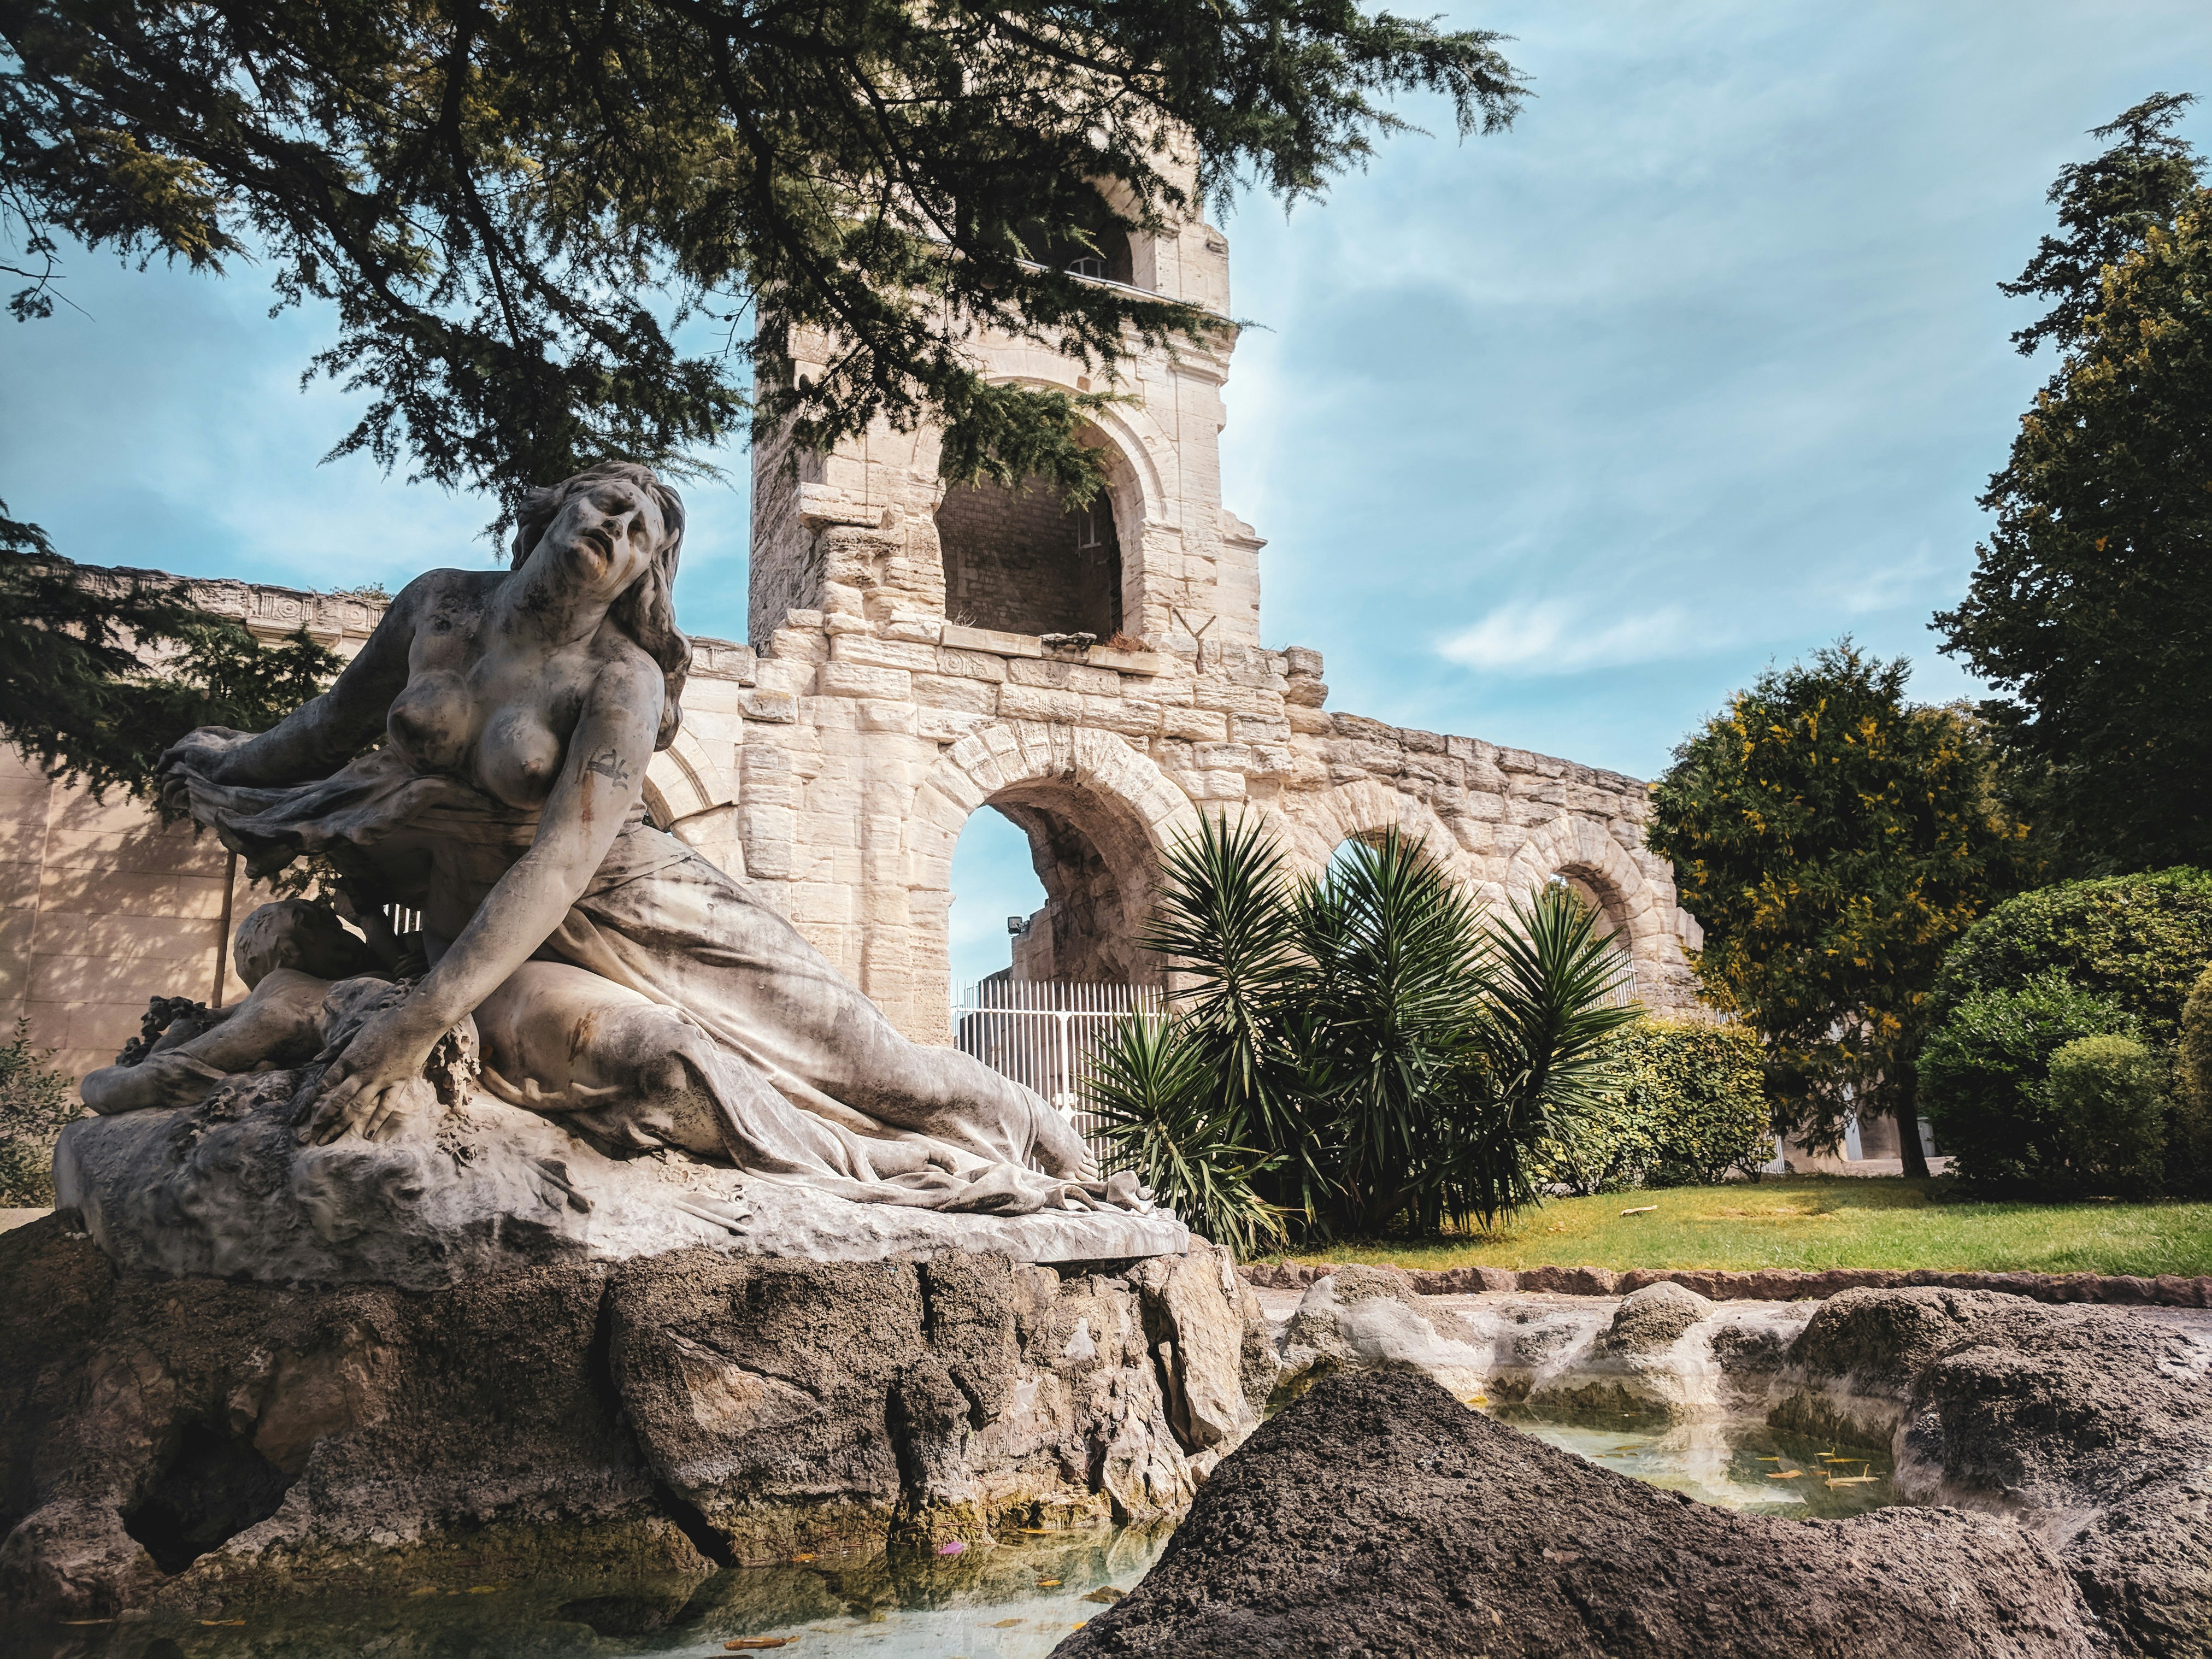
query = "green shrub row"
(1540, 1017, 1771, 1195)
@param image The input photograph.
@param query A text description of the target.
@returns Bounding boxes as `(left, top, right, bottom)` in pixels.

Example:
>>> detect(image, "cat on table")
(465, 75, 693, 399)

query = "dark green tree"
(1646, 642, 2038, 1174)
(2, 0, 1526, 524)
(1998, 93, 2202, 356)
(1938, 97, 2212, 873)
(0, 502, 340, 799)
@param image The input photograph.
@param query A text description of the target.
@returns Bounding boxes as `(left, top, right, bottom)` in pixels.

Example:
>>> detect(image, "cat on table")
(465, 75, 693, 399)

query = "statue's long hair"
(511, 462, 691, 751)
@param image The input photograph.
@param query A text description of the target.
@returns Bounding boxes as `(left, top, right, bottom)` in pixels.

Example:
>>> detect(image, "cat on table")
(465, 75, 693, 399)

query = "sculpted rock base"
(0, 1216, 1256, 1621)
(54, 1083, 1187, 1291)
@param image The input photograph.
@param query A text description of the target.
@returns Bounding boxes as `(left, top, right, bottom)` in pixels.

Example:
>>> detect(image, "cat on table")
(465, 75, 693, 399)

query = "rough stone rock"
(1054, 1368, 2098, 1659)
(1268, 1274, 1810, 1420)
(1598, 1280, 1713, 1354)
(1778, 1289, 2212, 1658)
(55, 1086, 1186, 1290)
(1519, 1281, 1727, 1419)
(1273, 1271, 1495, 1404)
(0, 1214, 1249, 1621)
(1237, 1261, 2212, 1307)
(1127, 1243, 1257, 1452)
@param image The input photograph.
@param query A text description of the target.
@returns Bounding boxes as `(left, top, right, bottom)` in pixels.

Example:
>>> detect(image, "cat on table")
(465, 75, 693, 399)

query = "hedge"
(1544, 1018, 1769, 1193)
(1919, 975, 2138, 1194)
(1929, 867, 2212, 1044)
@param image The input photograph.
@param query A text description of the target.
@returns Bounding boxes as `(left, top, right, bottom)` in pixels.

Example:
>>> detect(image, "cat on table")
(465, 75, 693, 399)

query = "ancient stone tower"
(715, 195, 1704, 1038)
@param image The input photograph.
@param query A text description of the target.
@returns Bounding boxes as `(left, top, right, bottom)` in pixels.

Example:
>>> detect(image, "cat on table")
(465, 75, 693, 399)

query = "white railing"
(952, 978, 1163, 1158)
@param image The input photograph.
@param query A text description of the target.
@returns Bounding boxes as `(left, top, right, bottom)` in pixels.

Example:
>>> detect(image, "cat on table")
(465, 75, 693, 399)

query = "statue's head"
(511, 461, 692, 749)
(233, 901, 384, 990)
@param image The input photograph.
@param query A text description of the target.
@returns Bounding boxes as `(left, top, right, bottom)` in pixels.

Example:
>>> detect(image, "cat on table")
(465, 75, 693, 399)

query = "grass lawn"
(1265, 1178, 2212, 1279)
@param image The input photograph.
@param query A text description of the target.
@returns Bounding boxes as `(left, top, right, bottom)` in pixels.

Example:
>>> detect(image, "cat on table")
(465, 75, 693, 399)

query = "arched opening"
(936, 470, 1123, 639)
(947, 788, 1161, 989)
(1014, 189, 1137, 286)
(948, 807, 1049, 993)
(1547, 870, 1625, 940)
(945, 776, 1166, 1120)
(990, 774, 1160, 987)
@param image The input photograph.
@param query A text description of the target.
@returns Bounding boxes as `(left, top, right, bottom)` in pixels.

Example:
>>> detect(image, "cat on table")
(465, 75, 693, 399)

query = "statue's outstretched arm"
(299, 656, 663, 1144)
(160, 573, 432, 790)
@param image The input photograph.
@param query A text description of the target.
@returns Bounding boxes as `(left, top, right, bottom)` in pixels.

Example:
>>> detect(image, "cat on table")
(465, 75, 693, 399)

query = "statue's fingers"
(360, 1087, 408, 1142)
(310, 1076, 368, 1144)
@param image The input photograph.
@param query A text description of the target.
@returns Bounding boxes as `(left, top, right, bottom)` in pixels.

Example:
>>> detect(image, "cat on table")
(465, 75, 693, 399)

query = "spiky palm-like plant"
(1097, 817, 1638, 1248)
(1450, 884, 1642, 1227)
(1086, 1011, 1287, 1256)
(1292, 833, 1489, 1234)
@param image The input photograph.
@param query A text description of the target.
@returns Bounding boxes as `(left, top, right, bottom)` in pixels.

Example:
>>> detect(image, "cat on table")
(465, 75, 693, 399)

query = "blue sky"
(4, 1, 2209, 991)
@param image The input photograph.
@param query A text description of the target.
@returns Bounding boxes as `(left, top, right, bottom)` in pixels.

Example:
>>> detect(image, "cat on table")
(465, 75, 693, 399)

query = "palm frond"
(1089, 1011, 1289, 1258)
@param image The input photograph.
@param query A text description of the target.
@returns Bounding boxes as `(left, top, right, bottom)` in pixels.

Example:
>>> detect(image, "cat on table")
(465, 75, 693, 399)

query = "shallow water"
(4, 1529, 1173, 1659)
(1490, 1404, 1900, 1519)
(6, 1411, 1903, 1659)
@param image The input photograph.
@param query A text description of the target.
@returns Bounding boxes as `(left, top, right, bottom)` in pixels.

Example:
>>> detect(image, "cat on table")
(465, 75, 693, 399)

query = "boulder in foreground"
(1056, 1368, 2098, 1659)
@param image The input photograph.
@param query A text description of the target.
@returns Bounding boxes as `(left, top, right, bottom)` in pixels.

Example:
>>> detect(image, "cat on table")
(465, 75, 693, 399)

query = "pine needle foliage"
(0, 503, 342, 799)
(1097, 818, 1636, 1251)
(2, 0, 1527, 526)
(1938, 102, 2212, 872)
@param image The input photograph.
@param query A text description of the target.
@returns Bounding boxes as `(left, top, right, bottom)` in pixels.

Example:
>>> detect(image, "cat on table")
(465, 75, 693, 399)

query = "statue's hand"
(299, 1004, 440, 1145)
(156, 726, 256, 812)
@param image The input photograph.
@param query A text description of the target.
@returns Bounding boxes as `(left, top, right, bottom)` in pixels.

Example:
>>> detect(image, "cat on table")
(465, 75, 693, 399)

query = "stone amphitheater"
(0, 206, 1700, 1077)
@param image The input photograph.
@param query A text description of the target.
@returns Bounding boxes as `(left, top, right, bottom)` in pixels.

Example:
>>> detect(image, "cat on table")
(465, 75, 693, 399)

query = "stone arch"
(644, 726, 738, 827)
(1504, 816, 1672, 995)
(1253, 780, 1495, 899)
(909, 722, 1202, 996)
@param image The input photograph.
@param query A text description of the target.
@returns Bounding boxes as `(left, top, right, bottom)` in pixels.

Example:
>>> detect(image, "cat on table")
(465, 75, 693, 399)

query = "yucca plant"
(1114, 816, 1638, 1244)
(1292, 832, 1490, 1235)
(1140, 813, 1331, 1221)
(1445, 884, 1642, 1227)
(1087, 1011, 1289, 1256)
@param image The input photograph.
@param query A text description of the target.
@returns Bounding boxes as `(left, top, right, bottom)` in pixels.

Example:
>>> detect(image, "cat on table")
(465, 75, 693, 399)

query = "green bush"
(1543, 1019, 1769, 1193)
(1930, 868, 2212, 1043)
(2041, 1035, 2168, 1199)
(1537, 1089, 1660, 1197)
(0, 1020, 79, 1207)
(2172, 964, 2212, 1197)
(1920, 975, 2138, 1193)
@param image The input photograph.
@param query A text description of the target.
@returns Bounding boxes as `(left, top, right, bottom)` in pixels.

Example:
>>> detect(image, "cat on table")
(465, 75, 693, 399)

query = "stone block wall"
(713, 597, 1703, 1043)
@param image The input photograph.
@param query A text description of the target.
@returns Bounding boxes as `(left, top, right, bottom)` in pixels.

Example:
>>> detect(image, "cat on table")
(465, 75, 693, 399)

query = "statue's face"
(540, 475, 666, 596)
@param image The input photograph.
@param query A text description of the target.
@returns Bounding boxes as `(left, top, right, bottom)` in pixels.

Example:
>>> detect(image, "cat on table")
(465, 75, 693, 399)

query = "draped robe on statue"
(175, 746, 1131, 1216)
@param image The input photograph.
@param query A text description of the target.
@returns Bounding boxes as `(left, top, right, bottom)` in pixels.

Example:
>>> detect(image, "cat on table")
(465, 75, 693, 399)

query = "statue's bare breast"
(380, 569, 630, 812)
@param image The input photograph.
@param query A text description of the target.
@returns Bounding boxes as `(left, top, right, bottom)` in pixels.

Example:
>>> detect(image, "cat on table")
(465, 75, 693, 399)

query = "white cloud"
(1438, 600, 1709, 676)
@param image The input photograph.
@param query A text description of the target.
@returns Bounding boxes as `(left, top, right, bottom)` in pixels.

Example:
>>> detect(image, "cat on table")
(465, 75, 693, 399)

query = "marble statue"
(90, 462, 1147, 1232)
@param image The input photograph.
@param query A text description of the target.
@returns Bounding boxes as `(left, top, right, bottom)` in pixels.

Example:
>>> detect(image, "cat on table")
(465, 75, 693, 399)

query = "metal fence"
(951, 978, 1163, 1158)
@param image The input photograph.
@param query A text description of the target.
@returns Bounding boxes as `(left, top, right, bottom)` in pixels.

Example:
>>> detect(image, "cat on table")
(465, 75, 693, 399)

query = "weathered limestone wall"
(0, 584, 390, 1081)
(709, 610, 1701, 1043)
